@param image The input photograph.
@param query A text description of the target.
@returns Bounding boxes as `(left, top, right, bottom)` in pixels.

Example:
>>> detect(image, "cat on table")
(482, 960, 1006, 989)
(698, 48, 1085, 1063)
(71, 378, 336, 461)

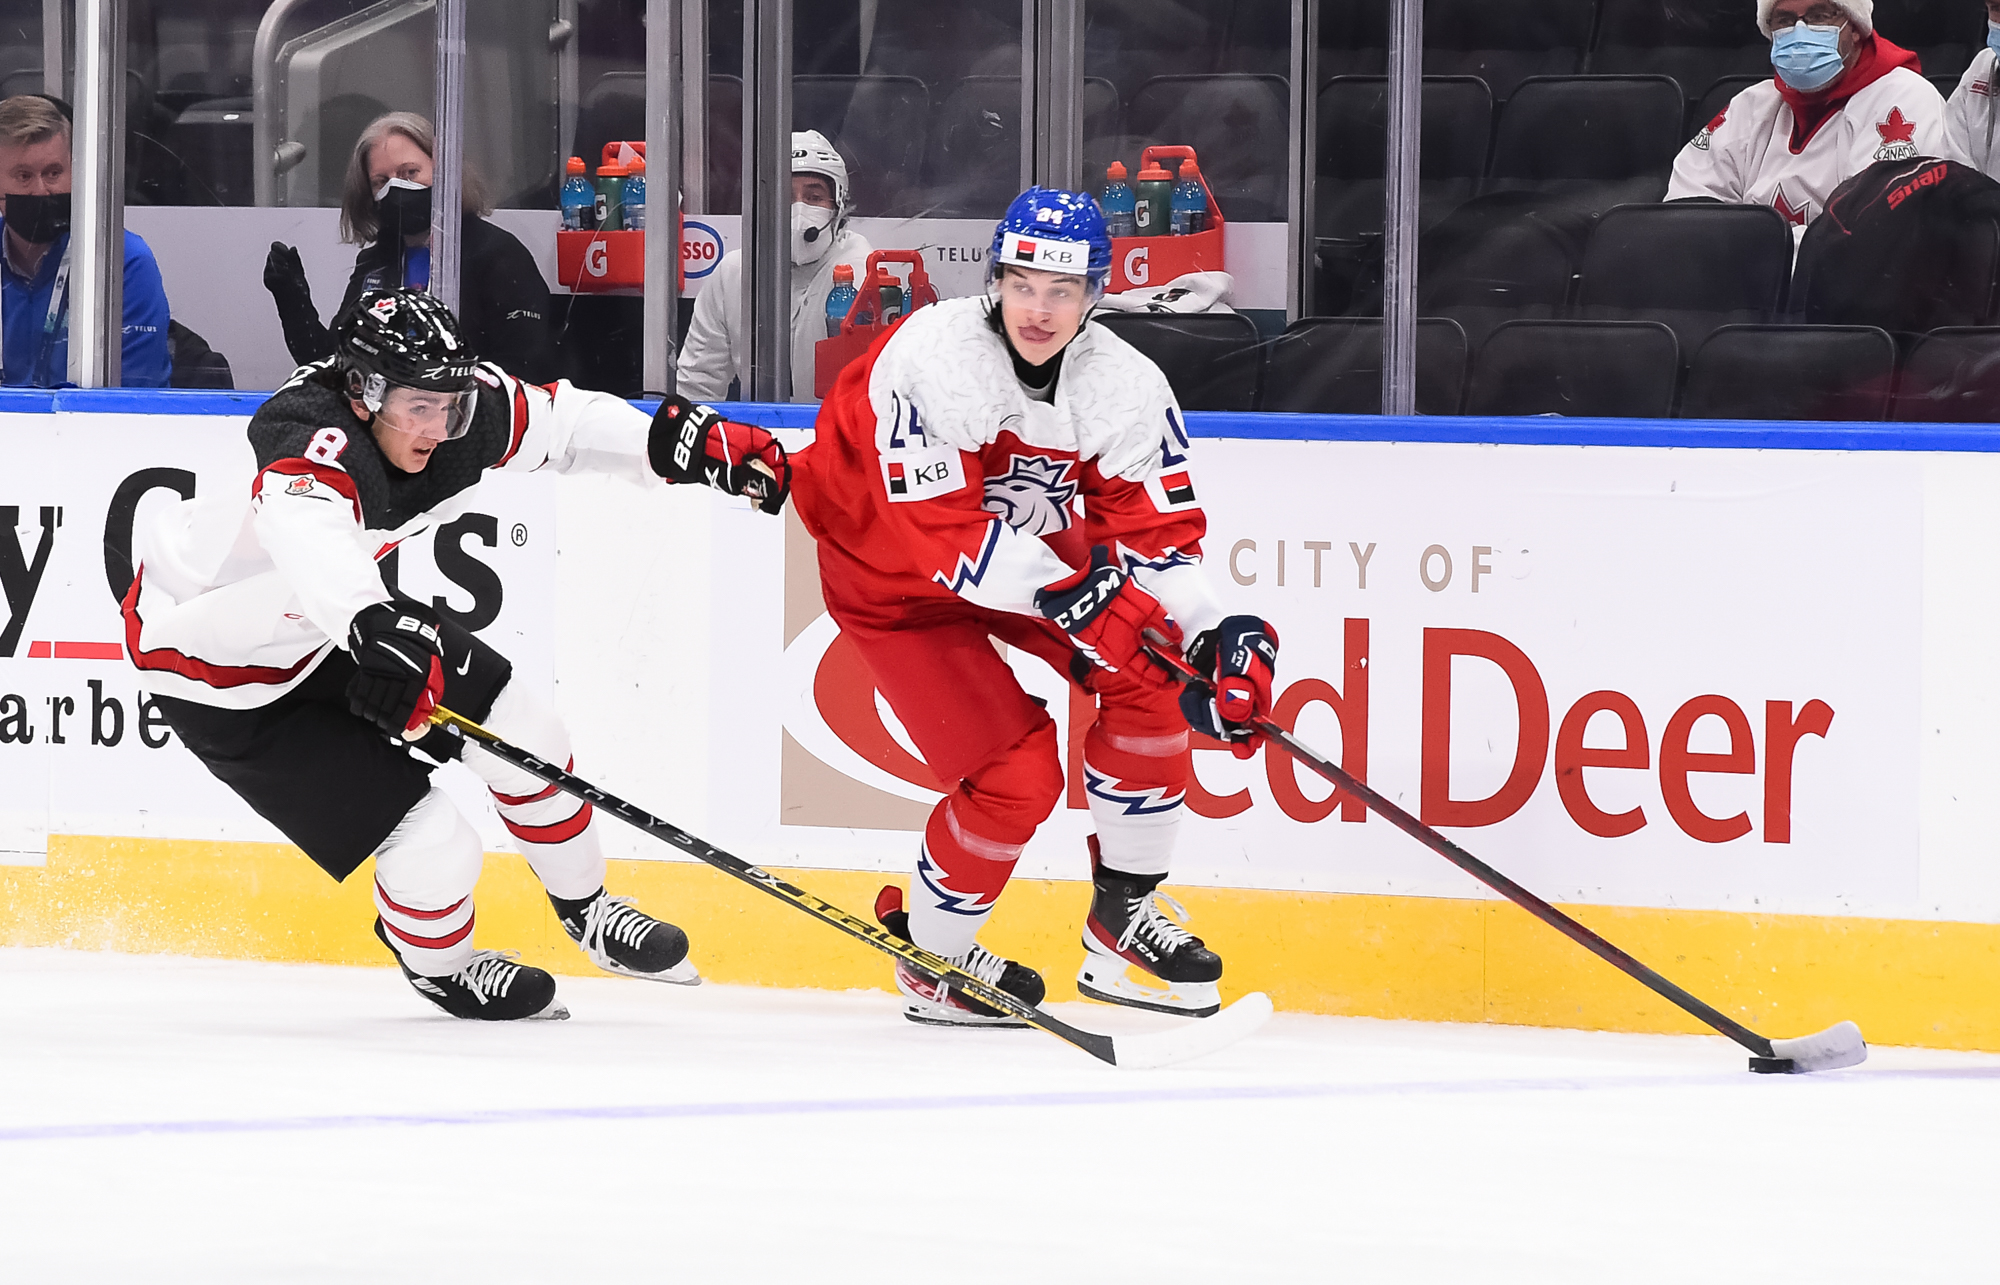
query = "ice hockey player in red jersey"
(791, 187, 1280, 1026)
(125, 288, 790, 1020)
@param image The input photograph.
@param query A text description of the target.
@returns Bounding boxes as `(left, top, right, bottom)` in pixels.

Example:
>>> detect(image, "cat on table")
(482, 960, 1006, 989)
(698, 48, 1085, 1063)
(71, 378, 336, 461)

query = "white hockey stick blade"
(1754, 1020, 1868, 1074)
(1108, 991, 1275, 1070)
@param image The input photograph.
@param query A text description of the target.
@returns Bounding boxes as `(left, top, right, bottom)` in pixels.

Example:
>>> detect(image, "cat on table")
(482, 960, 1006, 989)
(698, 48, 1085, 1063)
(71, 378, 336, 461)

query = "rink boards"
(4, 391, 2000, 1049)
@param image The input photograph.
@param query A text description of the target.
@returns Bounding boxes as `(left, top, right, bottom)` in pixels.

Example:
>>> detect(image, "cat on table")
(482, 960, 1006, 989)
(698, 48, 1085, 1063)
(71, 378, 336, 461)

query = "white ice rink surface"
(2, 949, 1994, 1283)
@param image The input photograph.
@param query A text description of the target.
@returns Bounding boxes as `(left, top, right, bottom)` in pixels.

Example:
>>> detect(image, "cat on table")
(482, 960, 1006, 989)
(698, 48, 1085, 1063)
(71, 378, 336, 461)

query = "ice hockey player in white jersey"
(125, 288, 791, 1020)
(1944, 2, 2000, 176)
(1667, 0, 1960, 228)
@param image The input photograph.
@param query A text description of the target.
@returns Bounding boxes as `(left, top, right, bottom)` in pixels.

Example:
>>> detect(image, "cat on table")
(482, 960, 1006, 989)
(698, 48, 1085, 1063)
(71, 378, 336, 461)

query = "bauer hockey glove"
(1180, 615, 1280, 759)
(647, 395, 792, 515)
(346, 602, 446, 740)
(1036, 545, 1182, 690)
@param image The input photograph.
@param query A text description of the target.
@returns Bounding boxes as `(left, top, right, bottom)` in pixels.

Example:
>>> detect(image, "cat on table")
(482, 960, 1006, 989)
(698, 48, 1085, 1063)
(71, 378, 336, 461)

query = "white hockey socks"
(1081, 728, 1187, 878)
(373, 785, 484, 977)
(463, 682, 606, 902)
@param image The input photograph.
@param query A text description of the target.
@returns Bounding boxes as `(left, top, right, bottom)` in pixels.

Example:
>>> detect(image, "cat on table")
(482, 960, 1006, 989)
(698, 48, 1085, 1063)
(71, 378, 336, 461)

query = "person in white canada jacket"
(1667, 0, 1963, 229)
(1943, 1, 2000, 176)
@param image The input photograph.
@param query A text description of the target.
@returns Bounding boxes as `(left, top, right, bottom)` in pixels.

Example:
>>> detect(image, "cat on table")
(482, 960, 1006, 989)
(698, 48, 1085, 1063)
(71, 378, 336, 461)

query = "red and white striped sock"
(372, 786, 484, 976)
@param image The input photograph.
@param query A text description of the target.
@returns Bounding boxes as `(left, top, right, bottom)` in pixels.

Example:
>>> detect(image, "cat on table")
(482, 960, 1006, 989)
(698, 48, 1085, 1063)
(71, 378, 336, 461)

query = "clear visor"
(375, 384, 477, 441)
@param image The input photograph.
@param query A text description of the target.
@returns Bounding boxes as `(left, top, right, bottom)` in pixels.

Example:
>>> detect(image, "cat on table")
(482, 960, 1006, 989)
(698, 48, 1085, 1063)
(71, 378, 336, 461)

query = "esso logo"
(1123, 245, 1150, 286)
(681, 219, 724, 279)
(585, 240, 609, 278)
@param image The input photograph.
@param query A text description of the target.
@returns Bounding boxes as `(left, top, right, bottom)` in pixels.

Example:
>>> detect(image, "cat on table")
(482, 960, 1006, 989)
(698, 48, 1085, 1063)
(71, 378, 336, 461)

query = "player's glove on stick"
(346, 602, 446, 740)
(647, 395, 791, 515)
(1180, 615, 1280, 759)
(1036, 545, 1182, 690)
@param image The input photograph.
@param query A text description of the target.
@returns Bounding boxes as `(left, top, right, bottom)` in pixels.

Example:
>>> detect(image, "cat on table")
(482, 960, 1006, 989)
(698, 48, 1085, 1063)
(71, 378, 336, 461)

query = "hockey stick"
(1141, 635, 1866, 1075)
(425, 705, 1273, 1069)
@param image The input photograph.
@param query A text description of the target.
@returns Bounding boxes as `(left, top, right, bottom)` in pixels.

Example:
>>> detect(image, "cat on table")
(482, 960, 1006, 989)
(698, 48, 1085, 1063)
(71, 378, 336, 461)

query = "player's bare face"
(999, 268, 1089, 366)
(358, 387, 469, 472)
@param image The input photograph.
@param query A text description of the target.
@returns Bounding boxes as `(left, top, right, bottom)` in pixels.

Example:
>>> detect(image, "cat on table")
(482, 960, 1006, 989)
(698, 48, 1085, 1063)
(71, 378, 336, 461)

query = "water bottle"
(1133, 162, 1174, 237)
(1170, 160, 1206, 236)
(874, 267, 904, 324)
(825, 263, 858, 337)
(1100, 161, 1137, 238)
(594, 160, 626, 231)
(560, 156, 596, 231)
(621, 157, 647, 231)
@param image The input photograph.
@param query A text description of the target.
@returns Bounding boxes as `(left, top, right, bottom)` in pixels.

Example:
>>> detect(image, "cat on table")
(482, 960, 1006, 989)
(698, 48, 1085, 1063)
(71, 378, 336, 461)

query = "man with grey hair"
(0, 93, 171, 386)
(1666, 0, 1961, 228)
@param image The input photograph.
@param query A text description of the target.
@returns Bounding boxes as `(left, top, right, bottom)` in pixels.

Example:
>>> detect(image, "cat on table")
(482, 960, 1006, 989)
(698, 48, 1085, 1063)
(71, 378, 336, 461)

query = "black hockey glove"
(1178, 615, 1280, 760)
(647, 395, 792, 515)
(346, 602, 446, 739)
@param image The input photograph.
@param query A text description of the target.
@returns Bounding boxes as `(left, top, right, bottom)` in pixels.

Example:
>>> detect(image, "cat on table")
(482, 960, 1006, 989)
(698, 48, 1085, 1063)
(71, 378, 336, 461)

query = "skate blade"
(1077, 957, 1221, 1018)
(533, 1001, 571, 1021)
(901, 1001, 1030, 1029)
(595, 956, 702, 986)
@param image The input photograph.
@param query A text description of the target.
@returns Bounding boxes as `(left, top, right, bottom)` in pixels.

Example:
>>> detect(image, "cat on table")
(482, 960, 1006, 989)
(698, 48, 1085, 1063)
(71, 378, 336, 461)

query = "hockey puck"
(1748, 1056, 1799, 1074)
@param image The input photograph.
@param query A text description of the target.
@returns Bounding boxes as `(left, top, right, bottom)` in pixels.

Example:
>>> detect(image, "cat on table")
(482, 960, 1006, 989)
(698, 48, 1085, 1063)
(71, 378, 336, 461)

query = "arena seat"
(1463, 319, 1681, 417)
(1125, 74, 1290, 222)
(1259, 317, 1470, 415)
(1577, 203, 1793, 357)
(1892, 328, 2000, 421)
(1488, 75, 1686, 184)
(1092, 312, 1265, 412)
(1409, 193, 1583, 349)
(791, 75, 932, 216)
(576, 72, 741, 213)
(1875, 0, 1979, 80)
(930, 76, 1121, 218)
(1690, 74, 1765, 138)
(1315, 76, 1493, 238)
(1586, 0, 1770, 107)
(1420, 0, 1596, 101)
(1680, 325, 1898, 420)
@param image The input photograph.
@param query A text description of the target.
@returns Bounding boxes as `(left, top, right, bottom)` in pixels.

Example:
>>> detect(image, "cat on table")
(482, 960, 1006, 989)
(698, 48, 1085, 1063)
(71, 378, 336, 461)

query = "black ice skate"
(875, 885, 1045, 1028)
(551, 889, 700, 985)
(1077, 845, 1223, 1017)
(373, 919, 568, 1021)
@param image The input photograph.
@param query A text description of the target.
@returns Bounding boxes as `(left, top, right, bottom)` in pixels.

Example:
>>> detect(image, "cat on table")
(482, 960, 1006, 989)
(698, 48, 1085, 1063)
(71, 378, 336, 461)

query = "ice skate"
(1077, 858, 1223, 1018)
(373, 919, 569, 1021)
(875, 886, 1045, 1028)
(551, 889, 700, 984)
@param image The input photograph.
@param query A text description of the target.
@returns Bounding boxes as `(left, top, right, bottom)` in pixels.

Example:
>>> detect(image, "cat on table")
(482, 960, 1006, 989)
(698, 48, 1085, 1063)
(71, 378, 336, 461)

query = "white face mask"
(791, 202, 837, 266)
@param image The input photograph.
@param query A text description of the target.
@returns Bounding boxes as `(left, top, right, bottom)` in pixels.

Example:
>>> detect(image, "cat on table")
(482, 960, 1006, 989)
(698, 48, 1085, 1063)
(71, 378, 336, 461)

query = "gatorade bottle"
(873, 267, 905, 324)
(1133, 162, 1173, 237)
(825, 263, 858, 337)
(621, 157, 647, 231)
(1171, 160, 1206, 236)
(1100, 161, 1137, 238)
(560, 156, 595, 230)
(594, 160, 627, 231)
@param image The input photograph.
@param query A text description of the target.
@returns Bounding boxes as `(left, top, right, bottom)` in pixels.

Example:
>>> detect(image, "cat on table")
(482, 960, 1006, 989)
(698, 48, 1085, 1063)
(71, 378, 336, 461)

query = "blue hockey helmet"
(987, 186, 1113, 298)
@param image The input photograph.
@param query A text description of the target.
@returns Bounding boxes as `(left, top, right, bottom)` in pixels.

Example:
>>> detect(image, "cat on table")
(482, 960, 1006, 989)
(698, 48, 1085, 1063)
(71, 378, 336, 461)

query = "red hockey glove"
(346, 602, 446, 740)
(1036, 545, 1182, 690)
(647, 395, 791, 515)
(1179, 615, 1280, 759)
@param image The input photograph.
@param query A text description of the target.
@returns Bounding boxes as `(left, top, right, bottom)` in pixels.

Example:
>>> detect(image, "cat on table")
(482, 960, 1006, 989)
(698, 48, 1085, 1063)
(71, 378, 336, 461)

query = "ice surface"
(1, 948, 1993, 1282)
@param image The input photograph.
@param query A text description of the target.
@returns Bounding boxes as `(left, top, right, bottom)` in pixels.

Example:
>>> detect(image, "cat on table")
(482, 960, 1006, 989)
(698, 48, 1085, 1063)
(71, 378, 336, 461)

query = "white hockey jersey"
(1667, 39, 1959, 227)
(126, 360, 662, 709)
(1944, 47, 2000, 178)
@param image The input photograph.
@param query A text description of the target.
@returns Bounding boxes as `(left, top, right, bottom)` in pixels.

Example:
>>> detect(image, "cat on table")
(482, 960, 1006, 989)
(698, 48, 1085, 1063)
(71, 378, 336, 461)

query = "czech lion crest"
(983, 454, 1078, 536)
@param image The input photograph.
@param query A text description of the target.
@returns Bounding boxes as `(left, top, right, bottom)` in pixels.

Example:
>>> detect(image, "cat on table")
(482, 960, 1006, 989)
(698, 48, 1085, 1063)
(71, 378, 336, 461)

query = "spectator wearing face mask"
(1667, 0, 1962, 229)
(0, 93, 171, 388)
(262, 111, 558, 383)
(1944, 1, 2000, 176)
(675, 129, 872, 402)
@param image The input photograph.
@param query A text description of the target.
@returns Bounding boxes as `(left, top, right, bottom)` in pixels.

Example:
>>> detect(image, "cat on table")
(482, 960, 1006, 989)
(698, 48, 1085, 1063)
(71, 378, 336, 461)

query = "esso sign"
(1123, 245, 1150, 286)
(681, 220, 724, 279)
(584, 240, 609, 278)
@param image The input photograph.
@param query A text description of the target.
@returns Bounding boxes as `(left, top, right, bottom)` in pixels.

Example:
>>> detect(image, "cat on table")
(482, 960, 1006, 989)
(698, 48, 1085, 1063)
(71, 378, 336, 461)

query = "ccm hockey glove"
(647, 395, 792, 515)
(346, 602, 446, 740)
(1036, 545, 1182, 690)
(1180, 615, 1280, 759)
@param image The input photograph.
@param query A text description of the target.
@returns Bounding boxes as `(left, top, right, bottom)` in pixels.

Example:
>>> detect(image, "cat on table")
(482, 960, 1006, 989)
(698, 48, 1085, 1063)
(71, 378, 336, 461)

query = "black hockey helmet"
(336, 288, 480, 439)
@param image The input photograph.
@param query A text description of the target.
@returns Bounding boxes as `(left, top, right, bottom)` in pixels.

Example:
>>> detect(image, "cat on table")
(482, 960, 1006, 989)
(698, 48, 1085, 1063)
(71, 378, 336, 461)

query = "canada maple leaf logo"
(1877, 107, 1916, 146)
(1773, 188, 1809, 226)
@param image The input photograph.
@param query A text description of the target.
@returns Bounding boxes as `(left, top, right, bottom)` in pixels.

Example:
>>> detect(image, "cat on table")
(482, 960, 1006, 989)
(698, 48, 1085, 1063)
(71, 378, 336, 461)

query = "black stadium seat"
(1414, 195, 1583, 349)
(1316, 76, 1493, 238)
(1680, 325, 1898, 420)
(1259, 317, 1470, 415)
(930, 76, 1122, 218)
(1487, 75, 1687, 185)
(1464, 319, 1681, 417)
(1892, 328, 2000, 421)
(1421, 0, 1596, 100)
(1126, 74, 1291, 222)
(1577, 203, 1793, 357)
(1690, 74, 1765, 139)
(576, 72, 741, 213)
(1091, 312, 1265, 412)
(1587, 0, 1771, 107)
(791, 75, 931, 216)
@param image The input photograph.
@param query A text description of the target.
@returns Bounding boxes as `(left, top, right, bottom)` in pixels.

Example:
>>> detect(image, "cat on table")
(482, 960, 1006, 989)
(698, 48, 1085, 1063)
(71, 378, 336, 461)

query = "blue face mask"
(1987, 18, 2000, 56)
(1771, 20, 1847, 93)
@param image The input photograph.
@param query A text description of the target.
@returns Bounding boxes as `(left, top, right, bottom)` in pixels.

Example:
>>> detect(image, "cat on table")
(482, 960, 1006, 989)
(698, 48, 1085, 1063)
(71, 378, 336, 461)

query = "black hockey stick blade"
(426, 706, 1272, 1069)
(1140, 635, 1867, 1075)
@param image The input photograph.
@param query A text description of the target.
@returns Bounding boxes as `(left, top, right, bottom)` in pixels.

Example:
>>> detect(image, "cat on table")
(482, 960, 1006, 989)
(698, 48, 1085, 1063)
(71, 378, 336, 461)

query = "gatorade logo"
(585, 241, 609, 278)
(1124, 245, 1150, 286)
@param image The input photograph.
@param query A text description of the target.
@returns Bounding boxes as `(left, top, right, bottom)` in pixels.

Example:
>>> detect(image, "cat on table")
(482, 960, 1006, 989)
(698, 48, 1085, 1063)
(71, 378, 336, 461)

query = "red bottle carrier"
(554, 141, 679, 293)
(1107, 145, 1225, 293)
(813, 250, 939, 397)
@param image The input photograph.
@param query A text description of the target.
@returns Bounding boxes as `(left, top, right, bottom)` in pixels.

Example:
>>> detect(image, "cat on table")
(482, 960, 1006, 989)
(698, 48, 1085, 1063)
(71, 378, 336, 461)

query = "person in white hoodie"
(1944, 1, 2000, 176)
(675, 130, 872, 402)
